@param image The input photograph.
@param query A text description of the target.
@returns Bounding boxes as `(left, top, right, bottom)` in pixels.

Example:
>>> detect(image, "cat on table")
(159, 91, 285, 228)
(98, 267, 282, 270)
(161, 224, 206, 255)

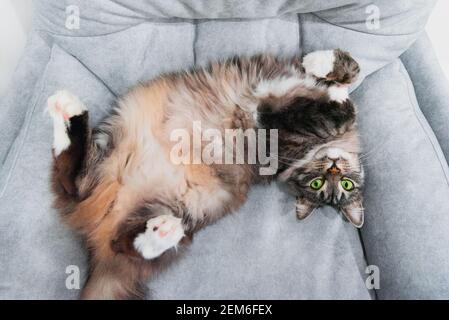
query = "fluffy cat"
(47, 49, 363, 299)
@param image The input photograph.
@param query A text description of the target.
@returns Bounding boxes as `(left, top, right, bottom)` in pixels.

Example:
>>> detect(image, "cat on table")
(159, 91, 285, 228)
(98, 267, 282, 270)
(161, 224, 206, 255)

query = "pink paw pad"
(152, 219, 174, 238)
(133, 214, 184, 260)
(54, 102, 70, 121)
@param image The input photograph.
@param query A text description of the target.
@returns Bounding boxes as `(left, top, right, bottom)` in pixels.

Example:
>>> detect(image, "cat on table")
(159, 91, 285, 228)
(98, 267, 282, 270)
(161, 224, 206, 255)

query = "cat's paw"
(302, 50, 336, 79)
(302, 49, 359, 85)
(47, 90, 87, 156)
(47, 90, 87, 121)
(133, 214, 185, 260)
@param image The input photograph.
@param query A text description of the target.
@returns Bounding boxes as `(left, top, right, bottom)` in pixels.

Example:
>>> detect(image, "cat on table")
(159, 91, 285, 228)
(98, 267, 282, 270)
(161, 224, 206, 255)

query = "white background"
(1, 0, 448, 96)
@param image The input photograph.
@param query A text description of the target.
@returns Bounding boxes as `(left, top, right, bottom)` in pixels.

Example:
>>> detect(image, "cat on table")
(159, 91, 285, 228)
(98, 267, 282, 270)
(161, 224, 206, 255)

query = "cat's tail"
(81, 256, 150, 300)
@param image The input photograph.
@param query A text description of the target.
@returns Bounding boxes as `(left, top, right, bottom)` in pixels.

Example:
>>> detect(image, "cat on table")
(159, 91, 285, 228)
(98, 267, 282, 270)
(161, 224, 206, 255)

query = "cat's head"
(279, 144, 364, 227)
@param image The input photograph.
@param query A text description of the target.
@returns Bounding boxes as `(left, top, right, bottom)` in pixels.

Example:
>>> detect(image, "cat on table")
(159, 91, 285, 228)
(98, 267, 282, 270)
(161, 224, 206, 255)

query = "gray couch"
(1, 0, 449, 299)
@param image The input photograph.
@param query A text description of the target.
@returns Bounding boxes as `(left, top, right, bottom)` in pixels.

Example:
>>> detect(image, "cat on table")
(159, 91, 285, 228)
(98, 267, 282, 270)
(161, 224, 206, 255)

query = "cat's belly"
(103, 126, 236, 226)
(101, 78, 250, 227)
(180, 164, 235, 223)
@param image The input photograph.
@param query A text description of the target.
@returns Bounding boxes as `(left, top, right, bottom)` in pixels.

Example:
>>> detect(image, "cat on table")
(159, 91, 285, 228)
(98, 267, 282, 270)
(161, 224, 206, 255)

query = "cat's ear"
(295, 197, 318, 220)
(340, 200, 364, 228)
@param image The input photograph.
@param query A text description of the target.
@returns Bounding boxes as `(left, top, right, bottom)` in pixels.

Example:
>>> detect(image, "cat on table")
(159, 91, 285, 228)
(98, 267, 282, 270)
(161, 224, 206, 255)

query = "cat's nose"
(327, 164, 341, 175)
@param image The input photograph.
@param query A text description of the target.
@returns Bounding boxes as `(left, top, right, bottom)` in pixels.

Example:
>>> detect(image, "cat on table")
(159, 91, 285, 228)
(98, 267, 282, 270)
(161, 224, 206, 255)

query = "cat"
(47, 49, 363, 299)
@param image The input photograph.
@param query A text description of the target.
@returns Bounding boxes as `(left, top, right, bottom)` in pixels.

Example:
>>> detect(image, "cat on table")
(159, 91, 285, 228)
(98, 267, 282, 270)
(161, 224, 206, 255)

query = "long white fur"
(328, 85, 349, 103)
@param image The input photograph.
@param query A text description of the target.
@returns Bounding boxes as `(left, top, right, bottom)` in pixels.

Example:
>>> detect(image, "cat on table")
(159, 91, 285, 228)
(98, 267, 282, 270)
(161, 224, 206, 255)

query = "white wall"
(0, 0, 448, 96)
(426, 0, 449, 81)
(0, 0, 33, 95)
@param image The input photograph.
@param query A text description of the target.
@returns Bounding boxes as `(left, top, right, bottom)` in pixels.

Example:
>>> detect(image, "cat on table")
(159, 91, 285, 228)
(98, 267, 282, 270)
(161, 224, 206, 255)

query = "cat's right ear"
(340, 200, 364, 228)
(295, 197, 318, 220)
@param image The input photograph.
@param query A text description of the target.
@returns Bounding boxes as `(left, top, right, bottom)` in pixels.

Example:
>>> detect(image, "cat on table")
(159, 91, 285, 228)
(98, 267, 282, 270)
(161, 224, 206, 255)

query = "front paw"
(302, 49, 359, 85)
(133, 215, 185, 260)
(302, 50, 336, 79)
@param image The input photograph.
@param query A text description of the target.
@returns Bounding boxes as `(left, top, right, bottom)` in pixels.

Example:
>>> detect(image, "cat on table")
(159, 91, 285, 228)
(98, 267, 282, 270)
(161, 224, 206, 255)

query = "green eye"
(341, 178, 354, 191)
(310, 178, 324, 190)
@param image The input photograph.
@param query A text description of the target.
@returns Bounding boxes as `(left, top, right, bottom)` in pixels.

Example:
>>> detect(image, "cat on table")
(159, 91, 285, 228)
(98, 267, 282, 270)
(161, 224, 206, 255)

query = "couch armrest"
(0, 34, 51, 166)
(401, 33, 449, 162)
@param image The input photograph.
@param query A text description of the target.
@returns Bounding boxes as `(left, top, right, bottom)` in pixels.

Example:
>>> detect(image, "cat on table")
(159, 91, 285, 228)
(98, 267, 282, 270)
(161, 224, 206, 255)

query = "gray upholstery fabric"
(1, 0, 448, 299)
(401, 34, 449, 163)
(0, 45, 114, 299)
(33, 0, 435, 90)
(151, 186, 369, 300)
(354, 60, 449, 299)
(0, 35, 51, 166)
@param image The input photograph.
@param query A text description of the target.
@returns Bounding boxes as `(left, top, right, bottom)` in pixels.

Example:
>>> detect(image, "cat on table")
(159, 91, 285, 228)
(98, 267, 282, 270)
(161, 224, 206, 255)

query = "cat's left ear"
(295, 197, 318, 220)
(340, 200, 364, 228)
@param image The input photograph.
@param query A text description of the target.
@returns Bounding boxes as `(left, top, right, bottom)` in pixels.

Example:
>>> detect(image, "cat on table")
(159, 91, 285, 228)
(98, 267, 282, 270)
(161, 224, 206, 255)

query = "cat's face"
(279, 146, 364, 227)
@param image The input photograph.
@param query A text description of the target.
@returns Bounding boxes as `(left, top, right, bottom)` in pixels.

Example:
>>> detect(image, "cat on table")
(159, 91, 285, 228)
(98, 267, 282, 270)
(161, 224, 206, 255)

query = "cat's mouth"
(313, 146, 361, 176)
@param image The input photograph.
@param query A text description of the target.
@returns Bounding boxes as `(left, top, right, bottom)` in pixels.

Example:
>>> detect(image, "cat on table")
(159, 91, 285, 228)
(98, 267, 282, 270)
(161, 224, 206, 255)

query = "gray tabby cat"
(47, 49, 363, 299)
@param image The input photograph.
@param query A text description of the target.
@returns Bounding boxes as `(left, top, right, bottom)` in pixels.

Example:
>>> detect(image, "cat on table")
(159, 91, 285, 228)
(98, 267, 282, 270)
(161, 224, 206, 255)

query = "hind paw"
(47, 90, 87, 156)
(47, 90, 86, 122)
(133, 215, 185, 260)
